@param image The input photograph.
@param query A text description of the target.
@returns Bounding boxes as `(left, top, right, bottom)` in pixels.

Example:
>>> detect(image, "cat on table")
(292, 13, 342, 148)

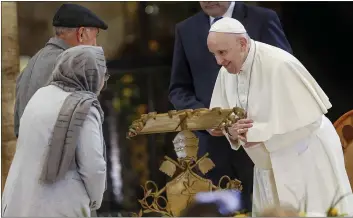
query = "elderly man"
(208, 17, 353, 215)
(14, 3, 108, 137)
(168, 2, 291, 212)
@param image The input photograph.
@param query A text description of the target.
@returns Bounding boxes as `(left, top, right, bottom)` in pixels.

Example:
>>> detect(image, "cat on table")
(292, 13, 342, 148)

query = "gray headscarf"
(41, 45, 106, 183)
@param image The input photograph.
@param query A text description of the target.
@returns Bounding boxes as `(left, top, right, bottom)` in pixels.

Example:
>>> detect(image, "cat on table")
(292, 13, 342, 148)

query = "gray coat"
(2, 85, 106, 217)
(14, 37, 69, 137)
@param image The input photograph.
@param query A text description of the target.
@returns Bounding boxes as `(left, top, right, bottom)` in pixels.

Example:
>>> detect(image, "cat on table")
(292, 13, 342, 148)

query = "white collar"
(209, 2, 235, 25)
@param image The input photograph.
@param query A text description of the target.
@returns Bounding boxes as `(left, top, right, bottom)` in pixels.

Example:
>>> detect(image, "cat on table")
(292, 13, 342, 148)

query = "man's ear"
(239, 37, 248, 51)
(77, 27, 85, 42)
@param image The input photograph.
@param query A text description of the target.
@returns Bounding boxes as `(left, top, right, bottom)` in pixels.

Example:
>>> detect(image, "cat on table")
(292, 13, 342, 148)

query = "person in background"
(2, 46, 109, 217)
(168, 1, 292, 212)
(14, 3, 108, 137)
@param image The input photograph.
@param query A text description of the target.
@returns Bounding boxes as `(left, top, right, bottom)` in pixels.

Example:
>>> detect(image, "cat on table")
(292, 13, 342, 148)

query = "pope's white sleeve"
(224, 133, 243, 150)
(209, 68, 230, 109)
(209, 68, 242, 150)
(263, 116, 322, 153)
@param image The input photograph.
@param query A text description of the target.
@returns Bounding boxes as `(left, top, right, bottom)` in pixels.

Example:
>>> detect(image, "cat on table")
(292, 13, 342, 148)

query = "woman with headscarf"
(2, 45, 109, 217)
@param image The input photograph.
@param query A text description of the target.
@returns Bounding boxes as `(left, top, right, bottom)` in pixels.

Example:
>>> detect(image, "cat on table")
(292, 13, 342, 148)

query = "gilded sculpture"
(127, 107, 246, 217)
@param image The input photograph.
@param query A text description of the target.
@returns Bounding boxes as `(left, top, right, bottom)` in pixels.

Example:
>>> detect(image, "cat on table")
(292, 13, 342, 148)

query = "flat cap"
(53, 3, 108, 30)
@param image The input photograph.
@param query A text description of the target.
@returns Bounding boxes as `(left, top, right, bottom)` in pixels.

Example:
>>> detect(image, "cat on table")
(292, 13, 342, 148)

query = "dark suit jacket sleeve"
(260, 10, 293, 54)
(168, 24, 205, 110)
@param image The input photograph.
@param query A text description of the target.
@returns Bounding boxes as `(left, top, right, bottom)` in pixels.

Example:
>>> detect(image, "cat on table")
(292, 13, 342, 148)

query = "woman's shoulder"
(35, 85, 70, 98)
(26, 85, 68, 109)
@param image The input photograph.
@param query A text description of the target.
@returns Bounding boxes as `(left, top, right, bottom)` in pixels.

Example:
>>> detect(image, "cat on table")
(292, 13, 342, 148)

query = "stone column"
(1, 2, 20, 192)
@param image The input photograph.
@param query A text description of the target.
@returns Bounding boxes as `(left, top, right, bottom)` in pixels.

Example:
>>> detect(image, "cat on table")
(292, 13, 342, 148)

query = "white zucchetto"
(209, 17, 247, 34)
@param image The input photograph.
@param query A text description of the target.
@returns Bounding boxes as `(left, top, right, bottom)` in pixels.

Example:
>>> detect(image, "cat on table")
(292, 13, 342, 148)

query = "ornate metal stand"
(127, 107, 246, 217)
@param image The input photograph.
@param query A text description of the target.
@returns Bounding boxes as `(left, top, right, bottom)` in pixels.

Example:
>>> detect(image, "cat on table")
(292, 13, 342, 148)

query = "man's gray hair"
(234, 33, 251, 46)
(54, 26, 96, 36)
(53, 27, 78, 36)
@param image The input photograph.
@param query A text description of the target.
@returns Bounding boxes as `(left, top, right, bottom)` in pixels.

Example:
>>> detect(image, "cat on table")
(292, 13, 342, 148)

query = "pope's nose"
(215, 56, 224, 65)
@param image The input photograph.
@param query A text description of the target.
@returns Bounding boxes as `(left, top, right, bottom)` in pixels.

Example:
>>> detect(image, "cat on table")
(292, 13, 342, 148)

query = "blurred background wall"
(1, 1, 20, 193)
(2, 1, 353, 216)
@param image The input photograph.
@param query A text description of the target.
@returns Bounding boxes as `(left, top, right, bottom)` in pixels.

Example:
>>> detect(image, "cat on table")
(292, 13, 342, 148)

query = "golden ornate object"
(127, 107, 246, 138)
(128, 107, 246, 217)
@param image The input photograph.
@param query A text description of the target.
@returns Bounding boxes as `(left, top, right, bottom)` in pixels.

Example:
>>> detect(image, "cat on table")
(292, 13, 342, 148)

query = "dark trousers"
(196, 132, 254, 212)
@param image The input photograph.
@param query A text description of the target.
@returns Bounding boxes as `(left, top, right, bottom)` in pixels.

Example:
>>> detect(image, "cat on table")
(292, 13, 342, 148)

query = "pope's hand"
(227, 119, 253, 142)
(207, 128, 224, 137)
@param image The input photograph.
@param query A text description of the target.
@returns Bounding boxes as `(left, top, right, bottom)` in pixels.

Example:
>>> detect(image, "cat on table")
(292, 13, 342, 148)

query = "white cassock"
(209, 39, 353, 216)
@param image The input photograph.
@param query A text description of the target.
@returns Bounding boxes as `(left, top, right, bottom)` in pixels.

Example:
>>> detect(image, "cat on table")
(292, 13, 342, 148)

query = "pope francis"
(207, 17, 353, 215)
